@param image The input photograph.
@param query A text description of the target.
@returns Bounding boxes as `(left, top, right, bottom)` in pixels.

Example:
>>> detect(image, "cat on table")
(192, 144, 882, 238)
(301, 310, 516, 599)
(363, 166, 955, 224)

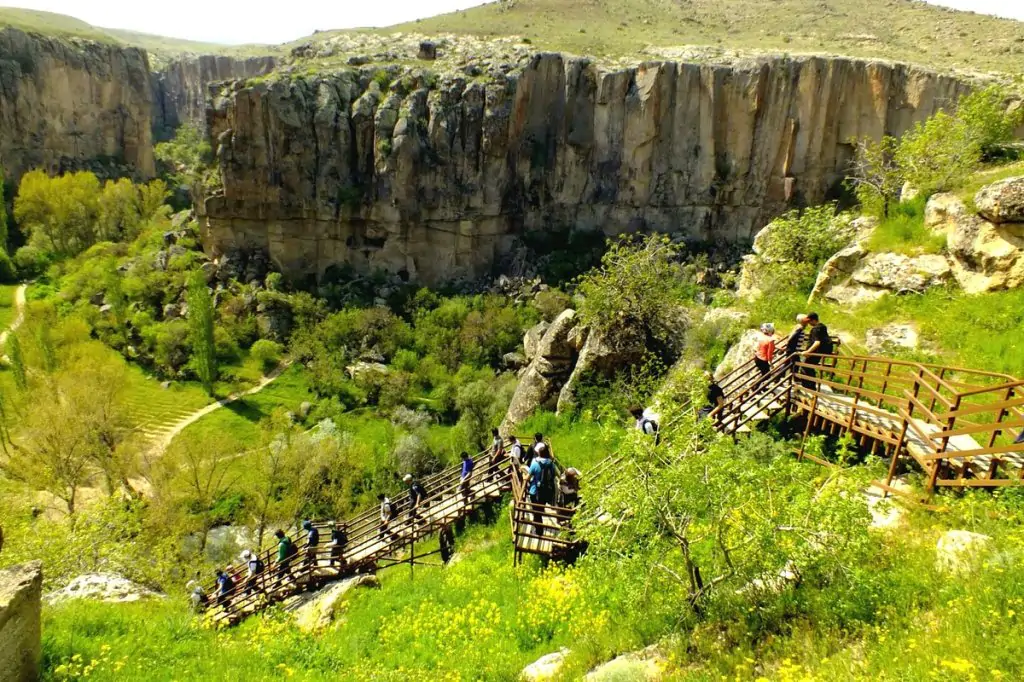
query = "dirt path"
(0, 283, 28, 346)
(146, 361, 292, 456)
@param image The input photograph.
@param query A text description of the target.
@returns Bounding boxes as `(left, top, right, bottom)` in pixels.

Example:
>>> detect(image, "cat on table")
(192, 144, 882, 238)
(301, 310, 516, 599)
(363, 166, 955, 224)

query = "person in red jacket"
(754, 323, 777, 379)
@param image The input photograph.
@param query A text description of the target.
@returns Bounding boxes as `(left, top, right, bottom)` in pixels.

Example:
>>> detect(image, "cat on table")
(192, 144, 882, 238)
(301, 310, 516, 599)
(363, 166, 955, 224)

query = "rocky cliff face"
(204, 52, 972, 285)
(152, 55, 277, 139)
(0, 27, 154, 180)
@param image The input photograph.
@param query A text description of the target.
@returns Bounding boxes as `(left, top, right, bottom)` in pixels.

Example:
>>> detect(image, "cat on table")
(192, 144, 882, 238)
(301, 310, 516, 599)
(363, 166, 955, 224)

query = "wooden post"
(798, 393, 819, 461)
(988, 386, 1014, 448)
(880, 362, 893, 403)
(885, 418, 910, 497)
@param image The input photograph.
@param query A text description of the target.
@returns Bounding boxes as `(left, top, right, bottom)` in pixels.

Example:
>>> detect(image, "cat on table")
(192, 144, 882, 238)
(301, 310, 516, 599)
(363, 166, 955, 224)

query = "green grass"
(0, 283, 19, 330)
(0, 7, 115, 42)
(365, 0, 1024, 74)
(864, 197, 946, 256)
(958, 160, 1024, 211)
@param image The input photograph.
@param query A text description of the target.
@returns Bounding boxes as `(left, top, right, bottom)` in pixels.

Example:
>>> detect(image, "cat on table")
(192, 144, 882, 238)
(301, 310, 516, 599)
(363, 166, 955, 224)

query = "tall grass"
(864, 196, 945, 256)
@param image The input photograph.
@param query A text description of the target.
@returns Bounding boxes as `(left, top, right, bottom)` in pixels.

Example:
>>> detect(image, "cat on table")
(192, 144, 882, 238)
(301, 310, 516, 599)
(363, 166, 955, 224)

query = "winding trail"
(144, 361, 292, 456)
(0, 283, 28, 346)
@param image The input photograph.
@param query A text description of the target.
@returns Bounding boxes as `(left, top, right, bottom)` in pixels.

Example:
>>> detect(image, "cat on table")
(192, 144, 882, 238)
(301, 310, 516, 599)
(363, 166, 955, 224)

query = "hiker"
(240, 549, 265, 596)
(489, 428, 506, 481)
(558, 467, 580, 508)
(528, 443, 557, 536)
(786, 313, 808, 364)
(378, 493, 396, 540)
(1015, 430, 1024, 445)
(215, 569, 235, 609)
(800, 312, 834, 386)
(302, 520, 320, 574)
(460, 451, 475, 502)
(274, 529, 297, 586)
(405, 474, 428, 515)
(698, 371, 726, 421)
(186, 578, 208, 612)
(755, 323, 776, 378)
(532, 433, 551, 461)
(508, 435, 525, 465)
(630, 407, 660, 441)
(329, 521, 348, 569)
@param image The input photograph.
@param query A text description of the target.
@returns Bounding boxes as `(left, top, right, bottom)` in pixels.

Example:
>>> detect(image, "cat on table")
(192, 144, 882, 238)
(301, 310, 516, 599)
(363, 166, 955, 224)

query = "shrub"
(12, 245, 49, 278)
(0, 248, 16, 283)
(758, 203, 849, 266)
(250, 339, 283, 372)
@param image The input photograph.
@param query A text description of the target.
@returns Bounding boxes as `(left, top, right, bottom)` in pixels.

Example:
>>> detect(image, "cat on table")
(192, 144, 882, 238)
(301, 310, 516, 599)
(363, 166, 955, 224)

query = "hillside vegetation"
(385, 0, 1024, 72)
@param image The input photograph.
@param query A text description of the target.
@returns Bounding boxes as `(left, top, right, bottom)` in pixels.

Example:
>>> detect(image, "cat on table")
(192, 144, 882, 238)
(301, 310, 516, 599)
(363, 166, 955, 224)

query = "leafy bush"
(249, 339, 283, 372)
(757, 203, 850, 266)
(864, 195, 945, 255)
(12, 245, 50, 278)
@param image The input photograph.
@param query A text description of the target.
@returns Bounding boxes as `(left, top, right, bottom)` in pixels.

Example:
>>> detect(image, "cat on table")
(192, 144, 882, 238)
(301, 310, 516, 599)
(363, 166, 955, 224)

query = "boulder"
(947, 212, 1024, 294)
(974, 176, 1024, 224)
(521, 649, 570, 681)
(808, 242, 868, 304)
(714, 329, 761, 380)
(900, 181, 921, 203)
(851, 253, 952, 293)
(523, 321, 550, 361)
(585, 645, 666, 681)
(502, 311, 577, 432)
(936, 530, 993, 574)
(557, 324, 646, 414)
(417, 41, 438, 60)
(287, 574, 380, 633)
(0, 561, 42, 682)
(865, 324, 919, 354)
(45, 574, 163, 604)
(346, 362, 389, 381)
(735, 255, 763, 301)
(298, 401, 313, 419)
(924, 192, 972, 234)
(502, 352, 527, 370)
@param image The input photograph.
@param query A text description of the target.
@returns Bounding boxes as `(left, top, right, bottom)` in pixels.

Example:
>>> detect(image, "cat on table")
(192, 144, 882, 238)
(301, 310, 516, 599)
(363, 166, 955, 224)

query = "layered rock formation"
(203, 53, 971, 285)
(0, 27, 154, 180)
(0, 561, 42, 682)
(152, 55, 277, 139)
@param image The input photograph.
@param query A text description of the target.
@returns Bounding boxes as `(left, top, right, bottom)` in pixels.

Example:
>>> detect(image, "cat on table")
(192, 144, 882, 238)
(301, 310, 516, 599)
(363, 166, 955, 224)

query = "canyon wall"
(0, 561, 42, 682)
(0, 27, 154, 180)
(152, 55, 277, 139)
(203, 53, 972, 285)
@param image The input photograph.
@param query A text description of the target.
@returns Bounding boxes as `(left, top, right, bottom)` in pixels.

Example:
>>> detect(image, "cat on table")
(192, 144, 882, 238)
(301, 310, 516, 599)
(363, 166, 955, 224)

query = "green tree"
(896, 111, 981, 195)
(154, 123, 215, 193)
(955, 84, 1024, 157)
(186, 270, 217, 393)
(14, 170, 101, 257)
(96, 177, 142, 242)
(575, 234, 690, 349)
(847, 135, 904, 218)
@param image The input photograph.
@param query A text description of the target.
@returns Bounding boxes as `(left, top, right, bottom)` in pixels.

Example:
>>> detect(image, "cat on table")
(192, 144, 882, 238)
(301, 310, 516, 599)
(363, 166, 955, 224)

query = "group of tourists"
(195, 427, 592, 613)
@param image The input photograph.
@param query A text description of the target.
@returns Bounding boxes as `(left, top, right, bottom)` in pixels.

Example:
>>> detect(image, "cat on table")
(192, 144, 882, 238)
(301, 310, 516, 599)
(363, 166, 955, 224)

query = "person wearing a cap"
(558, 467, 581, 508)
(241, 549, 264, 596)
(405, 474, 428, 517)
(754, 322, 776, 379)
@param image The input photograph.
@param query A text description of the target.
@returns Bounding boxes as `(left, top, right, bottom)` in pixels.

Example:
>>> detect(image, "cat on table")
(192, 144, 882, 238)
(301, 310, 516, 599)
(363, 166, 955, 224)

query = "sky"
(1, 0, 1022, 46)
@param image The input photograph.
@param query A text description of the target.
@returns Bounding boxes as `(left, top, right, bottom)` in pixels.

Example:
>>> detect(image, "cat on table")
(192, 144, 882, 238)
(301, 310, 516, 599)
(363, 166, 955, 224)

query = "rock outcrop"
(45, 573, 163, 604)
(936, 530, 992, 574)
(521, 649, 570, 681)
(974, 176, 1024, 224)
(286, 574, 379, 633)
(556, 324, 646, 414)
(204, 53, 970, 285)
(811, 247, 952, 305)
(502, 310, 577, 431)
(0, 561, 42, 682)
(865, 324, 919, 354)
(152, 55, 278, 139)
(0, 27, 155, 181)
(714, 329, 761, 379)
(585, 645, 666, 681)
(926, 190, 1024, 294)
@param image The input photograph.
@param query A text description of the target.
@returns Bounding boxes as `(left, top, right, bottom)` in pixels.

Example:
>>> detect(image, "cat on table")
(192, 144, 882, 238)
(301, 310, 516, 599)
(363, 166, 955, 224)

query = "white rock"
(46, 574, 163, 604)
(714, 329, 761, 380)
(865, 324, 919, 354)
(936, 530, 993, 574)
(287, 574, 380, 633)
(701, 307, 749, 328)
(585, 645, 666, 681)
(522, 648, 571, 681)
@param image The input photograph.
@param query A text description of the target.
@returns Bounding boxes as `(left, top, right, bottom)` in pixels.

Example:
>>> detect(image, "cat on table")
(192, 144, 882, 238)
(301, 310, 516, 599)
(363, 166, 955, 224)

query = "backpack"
(640, 417, 659, 436)
(817, 326, 834, 355)
(307, 527, 319, 546)
(284, 538, 298, 559)
(538, 459, 557, 498)
(412, 482, 427, 499)
(251, 557, 264, 574)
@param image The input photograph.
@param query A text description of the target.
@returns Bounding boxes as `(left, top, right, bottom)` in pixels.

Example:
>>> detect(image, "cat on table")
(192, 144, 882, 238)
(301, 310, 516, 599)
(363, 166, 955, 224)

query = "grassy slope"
(382, 0, 1024, 72)
(0, 7, 275, 59)
(0, 283, 18, 330)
